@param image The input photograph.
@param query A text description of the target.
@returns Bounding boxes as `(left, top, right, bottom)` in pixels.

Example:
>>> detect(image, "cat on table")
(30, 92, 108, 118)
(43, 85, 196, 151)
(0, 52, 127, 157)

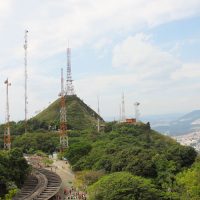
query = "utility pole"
(121, 92, 126, 122)
(119, 104, 122, 122)
(59, 68, 68, 152)
(97, 96, 100, 132)
(24, 30, 28, 133)
(66, 47, 75, 95)
(4, 79, 11, 150)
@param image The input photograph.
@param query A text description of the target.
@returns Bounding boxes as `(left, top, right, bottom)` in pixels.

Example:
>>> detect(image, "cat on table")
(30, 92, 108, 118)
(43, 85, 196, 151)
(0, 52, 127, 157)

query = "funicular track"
(13, 168, 61, 200)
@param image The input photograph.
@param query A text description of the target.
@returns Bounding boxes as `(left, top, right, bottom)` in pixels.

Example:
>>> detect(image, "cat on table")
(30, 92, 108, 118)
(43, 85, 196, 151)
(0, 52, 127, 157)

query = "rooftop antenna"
(97, 96, 100, 132)
(59, 68, 68, 152)
(4, 79, 11, 150)
(134, 102, 140, 122)
(24, 30, 28, 133)
(121, 92, 126, 122)
(66, 44, 75, 95)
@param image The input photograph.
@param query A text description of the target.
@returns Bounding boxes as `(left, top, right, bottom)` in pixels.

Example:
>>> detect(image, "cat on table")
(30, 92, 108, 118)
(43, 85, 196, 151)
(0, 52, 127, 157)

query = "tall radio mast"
(60, 68, 68, 151)
(4, 79, 11, 150)
(66, 47, 75, 95)
(24, 30, 28, 133)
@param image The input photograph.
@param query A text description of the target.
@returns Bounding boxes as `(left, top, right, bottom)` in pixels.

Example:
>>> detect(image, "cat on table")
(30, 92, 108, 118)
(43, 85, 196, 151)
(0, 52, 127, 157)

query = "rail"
(13, 169, 62, 200)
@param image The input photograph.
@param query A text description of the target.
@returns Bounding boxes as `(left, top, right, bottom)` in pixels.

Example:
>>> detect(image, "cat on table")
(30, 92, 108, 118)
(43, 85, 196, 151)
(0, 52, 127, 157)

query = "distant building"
(125, 118, 136, 124)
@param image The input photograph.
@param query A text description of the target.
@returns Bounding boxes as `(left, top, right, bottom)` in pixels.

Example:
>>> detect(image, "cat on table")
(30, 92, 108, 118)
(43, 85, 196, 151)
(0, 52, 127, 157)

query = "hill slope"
(33, 95, 103, 130)
(63, 123, 197, 199)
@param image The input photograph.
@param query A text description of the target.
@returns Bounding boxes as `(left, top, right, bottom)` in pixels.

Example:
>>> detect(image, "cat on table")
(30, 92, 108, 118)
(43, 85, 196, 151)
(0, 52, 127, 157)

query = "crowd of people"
(55, 186, 87, 200)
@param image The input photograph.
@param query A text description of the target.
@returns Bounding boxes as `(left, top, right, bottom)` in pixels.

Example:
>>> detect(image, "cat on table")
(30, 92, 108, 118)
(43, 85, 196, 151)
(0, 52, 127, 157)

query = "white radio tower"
(66, 47, 75, 95)
(24, 30, 28, 133)
(119, 104, 122, 122)
(121, 92, 126, 122)
(134, 102, 140, 122)
(60, 68, 68, 151)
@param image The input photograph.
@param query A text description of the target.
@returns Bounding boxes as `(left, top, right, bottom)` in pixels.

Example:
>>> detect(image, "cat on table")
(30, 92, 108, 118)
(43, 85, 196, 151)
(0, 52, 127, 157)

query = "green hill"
(62, 123, 198, 199)
(33, 95, 104, 130)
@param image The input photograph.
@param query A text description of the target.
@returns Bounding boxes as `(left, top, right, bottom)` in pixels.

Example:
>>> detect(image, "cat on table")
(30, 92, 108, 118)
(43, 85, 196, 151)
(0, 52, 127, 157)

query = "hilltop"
(33, 95, 104, 130)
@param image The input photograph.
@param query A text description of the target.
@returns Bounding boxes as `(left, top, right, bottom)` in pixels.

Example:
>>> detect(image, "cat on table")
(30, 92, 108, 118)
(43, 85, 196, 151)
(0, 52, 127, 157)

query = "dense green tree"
(176, 160, 200, 199)
(0, 148, 30, 197)
(12, 132, 59, 154)
(64, 142, 92, 165)
(88, 172, 162, 200)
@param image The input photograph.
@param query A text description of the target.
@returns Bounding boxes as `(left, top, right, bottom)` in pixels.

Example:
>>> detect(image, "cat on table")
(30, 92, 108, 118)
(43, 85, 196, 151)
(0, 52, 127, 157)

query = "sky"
(0, 0, 200, 122)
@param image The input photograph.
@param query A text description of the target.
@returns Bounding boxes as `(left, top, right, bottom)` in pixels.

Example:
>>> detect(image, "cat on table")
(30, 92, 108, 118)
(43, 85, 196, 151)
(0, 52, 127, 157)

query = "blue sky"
(0, 0, 200, 122)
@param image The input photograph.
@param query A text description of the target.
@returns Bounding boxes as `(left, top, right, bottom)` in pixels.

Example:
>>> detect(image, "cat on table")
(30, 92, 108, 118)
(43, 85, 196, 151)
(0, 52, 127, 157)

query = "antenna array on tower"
(66, 47, 75, 95)
(4, 79, 11, 150)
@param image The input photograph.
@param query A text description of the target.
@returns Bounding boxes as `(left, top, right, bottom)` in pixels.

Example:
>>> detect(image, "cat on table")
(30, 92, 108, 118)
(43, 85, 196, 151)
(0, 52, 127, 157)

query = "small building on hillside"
(125, 118, 136, 124)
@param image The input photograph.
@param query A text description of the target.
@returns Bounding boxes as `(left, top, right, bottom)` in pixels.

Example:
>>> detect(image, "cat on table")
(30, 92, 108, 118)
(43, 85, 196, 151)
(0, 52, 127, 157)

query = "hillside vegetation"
(0, 148, 30, 199)
(63, 122, 197, 199)
(3, 121, 199, 199)
(33, 95, 103, 130)
(0, 95, 199, 199)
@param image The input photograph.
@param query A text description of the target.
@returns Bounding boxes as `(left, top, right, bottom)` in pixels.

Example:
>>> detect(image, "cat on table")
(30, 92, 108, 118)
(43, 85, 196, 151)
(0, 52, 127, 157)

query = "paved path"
(48, 160, 87, 199)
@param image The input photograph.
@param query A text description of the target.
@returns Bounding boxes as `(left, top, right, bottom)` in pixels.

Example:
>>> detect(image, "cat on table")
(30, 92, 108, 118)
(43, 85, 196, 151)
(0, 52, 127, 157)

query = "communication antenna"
(66, 46, 75, 95)
(119, 104, 122, 122)
(24, 30, 28, 133)
(4, 79, 11, 150)
(97, 96, 100, 132)
(59, 68, 68, 152)
(134, 102, 140, 122)
(121, 92, 126, 122)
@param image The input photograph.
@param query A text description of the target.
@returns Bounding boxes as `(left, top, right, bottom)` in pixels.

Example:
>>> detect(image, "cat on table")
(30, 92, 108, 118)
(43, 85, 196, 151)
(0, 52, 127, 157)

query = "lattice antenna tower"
(24, 30, 28, 133)
(119, 104, 122, 122)
(97, 96, 100, 132)
(121, 92, 126, 122)
(4, 79, 11, 150)
(134, 102, 140, 122)
(59, 68, 68, 152)
(66, 47, 75, 95)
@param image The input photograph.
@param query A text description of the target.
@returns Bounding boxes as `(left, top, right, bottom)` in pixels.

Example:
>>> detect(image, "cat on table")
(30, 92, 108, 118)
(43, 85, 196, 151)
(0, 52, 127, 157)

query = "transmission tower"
(134, 102, 140, 122)
(59, 68, 68, 152)
(24, 30, 28, 133)
(121, 92, 126, 122)
(97, 96, 100, 132)
(4, 79, 11, 150)
(66, 47, 75, 95)
(119, 103, 122, 122)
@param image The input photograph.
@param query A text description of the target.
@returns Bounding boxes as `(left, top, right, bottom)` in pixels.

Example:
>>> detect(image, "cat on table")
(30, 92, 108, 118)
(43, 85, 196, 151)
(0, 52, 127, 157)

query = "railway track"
(13, 168, 62, 200)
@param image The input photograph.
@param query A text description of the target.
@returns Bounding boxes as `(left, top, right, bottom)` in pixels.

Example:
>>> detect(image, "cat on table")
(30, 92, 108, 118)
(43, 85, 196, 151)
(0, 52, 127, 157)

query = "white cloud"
(171, 63, 200, 80)
(112, 33, 180, 78)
